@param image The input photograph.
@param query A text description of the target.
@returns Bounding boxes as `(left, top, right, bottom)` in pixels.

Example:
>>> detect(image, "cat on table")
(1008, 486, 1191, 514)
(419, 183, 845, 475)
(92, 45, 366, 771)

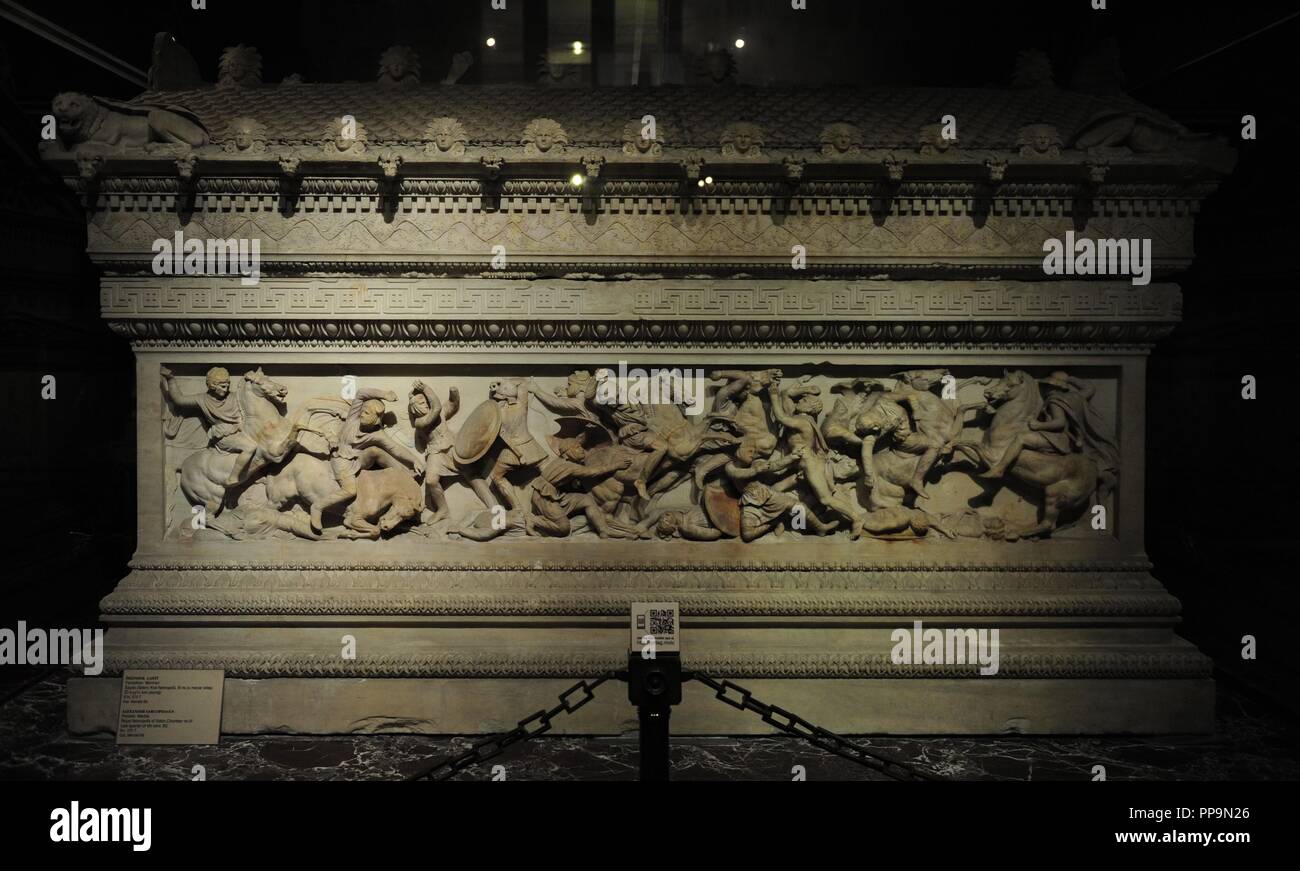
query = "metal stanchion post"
(626, 651, 682, 781)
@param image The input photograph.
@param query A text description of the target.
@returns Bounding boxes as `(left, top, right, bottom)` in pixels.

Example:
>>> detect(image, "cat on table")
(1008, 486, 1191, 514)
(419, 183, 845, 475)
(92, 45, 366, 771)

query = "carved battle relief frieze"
(159, 364, 1121, 549)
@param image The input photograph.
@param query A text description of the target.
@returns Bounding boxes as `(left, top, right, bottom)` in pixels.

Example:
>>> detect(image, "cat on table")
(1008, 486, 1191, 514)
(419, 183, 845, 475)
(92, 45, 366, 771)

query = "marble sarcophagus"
(44, 71, 1233, 734)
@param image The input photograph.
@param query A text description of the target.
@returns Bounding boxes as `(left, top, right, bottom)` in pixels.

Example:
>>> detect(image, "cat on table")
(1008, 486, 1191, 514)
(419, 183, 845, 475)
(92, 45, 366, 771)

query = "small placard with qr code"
(630, 601, 680, 653)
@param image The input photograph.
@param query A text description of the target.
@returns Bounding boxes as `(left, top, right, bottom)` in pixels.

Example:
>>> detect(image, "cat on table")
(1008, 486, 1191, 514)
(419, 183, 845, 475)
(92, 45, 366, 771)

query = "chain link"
(410, 672, 615, 781)
(691, 673, 936, 781)
(411, 669, 936, 781)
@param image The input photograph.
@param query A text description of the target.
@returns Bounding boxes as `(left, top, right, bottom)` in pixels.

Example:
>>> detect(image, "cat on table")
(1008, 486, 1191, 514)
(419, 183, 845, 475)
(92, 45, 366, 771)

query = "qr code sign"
(630, 602, 680, 652)
(649, 609, 676, 636)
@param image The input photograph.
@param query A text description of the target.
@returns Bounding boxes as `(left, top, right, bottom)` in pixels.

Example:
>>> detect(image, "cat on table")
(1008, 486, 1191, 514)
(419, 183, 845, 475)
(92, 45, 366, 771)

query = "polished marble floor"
(1, 671, 1297, 781)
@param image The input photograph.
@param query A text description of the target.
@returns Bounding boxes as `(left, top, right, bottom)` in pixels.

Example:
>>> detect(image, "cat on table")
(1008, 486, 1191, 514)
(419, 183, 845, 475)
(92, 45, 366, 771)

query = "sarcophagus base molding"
(69, 676, 1213, 736)
(71, 544, 1212, 734)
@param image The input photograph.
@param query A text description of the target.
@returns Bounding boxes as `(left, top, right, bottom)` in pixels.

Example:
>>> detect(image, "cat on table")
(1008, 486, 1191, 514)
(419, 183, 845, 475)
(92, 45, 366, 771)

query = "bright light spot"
(704, 175, 714, 184)
(734, 38, 745, 49)
(570, 173, 584, 187)
(697, 179, 705, 188)
(486, 37, 497, 48)
(572, 41, 584, 55)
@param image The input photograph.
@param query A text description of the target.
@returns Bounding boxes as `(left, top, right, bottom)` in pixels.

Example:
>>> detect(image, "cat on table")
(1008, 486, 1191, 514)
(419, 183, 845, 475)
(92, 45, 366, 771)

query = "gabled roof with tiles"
(128, 83, 1190, 152)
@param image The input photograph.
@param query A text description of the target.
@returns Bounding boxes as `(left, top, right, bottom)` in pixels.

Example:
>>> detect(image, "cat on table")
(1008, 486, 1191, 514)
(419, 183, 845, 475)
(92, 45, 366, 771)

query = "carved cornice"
(107, 318, 1176, 349)
(79, 177, 1215, 196)
(112, 278, 1181, 318)
(100, 279, 1182, 350)
(82, 200, 1198, 270)
(98, 650, 1212, 679)
(92, 261, 1169, 282)
(65, 174, 1214, 219)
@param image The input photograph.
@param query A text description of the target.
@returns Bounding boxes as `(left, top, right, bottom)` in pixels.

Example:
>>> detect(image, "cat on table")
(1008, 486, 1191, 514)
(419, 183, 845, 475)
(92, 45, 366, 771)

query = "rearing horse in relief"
(950, 370, 1115, 540)
(176, 368, 321, 513)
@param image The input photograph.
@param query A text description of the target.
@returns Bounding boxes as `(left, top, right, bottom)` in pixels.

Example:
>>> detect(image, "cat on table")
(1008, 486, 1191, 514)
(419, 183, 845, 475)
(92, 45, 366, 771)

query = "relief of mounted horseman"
(951, 369, 1119, 540)
(162, 368, 425, 540)
(161, 366, 324, 515)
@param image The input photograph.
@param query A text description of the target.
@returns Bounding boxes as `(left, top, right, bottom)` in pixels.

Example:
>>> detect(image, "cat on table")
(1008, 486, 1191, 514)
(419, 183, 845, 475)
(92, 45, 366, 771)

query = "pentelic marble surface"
(39, 57, 1236, 736)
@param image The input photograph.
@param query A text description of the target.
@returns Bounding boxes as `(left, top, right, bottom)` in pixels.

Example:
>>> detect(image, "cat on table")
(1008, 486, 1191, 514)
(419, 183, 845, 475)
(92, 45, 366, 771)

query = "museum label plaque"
(117, 670, 224, 745)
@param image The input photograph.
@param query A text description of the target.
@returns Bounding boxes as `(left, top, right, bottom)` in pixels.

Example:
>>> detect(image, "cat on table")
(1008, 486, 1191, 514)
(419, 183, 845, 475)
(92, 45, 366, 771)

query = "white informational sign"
(630, 601, 680, 654)
(117, 669, 224, 745)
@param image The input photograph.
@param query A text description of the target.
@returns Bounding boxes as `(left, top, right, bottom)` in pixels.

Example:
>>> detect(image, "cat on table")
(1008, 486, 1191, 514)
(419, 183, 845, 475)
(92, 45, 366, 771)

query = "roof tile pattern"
(134, 84, 1180, 150)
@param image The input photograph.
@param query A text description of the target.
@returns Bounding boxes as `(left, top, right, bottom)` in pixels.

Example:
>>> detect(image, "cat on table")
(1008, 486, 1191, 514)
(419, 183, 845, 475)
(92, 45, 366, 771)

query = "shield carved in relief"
(702, 482, 742, 538)
(452, 399, 501, 465)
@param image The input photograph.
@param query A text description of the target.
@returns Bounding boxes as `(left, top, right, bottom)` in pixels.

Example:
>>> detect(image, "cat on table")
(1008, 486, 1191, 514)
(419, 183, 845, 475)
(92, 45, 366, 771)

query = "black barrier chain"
(411, 668, 937, 781)
(690, 672, 937, 782)
(409, 672, 616, 781)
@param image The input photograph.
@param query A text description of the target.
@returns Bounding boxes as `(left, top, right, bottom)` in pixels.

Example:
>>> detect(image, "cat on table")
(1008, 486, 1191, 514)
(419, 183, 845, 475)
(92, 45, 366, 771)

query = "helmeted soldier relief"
(409, 379, 460, 524)
(453, 379, 550, 511)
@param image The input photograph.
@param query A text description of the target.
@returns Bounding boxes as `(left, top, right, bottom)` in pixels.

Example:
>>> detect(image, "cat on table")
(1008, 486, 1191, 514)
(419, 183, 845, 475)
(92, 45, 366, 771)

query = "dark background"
(1, 0, 1295, 712)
